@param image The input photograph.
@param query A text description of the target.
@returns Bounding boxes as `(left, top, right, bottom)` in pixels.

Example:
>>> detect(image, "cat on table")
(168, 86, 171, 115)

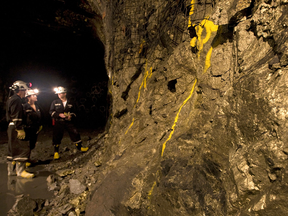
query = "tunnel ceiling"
(0, 0, 106, 83)
(1, 0, 98, 39)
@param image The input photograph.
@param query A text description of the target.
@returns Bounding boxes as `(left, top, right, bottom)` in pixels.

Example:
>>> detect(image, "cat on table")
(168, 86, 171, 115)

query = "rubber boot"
(16, 162, 35, 178)
(7, 161, 16, 176)
(54, 144, 60, 160)
(75, 142, 89, 152)
(26, 162, 31, 168)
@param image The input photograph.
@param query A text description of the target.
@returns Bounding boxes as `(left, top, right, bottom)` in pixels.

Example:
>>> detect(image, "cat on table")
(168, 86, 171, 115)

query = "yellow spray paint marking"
(143, 60, 149, 88)
(187, 0, 195, 28)
(147, 77, 197, 203)
(148, 181, 157, 200)
(203, 26, 222, 74)
(203, 47, 213, 74)
(189, 18, 218, 73)
(190, 36, 197, 47)
(147, 180, 157, 208)
(161, 78, 197, 157)
(148, 67, 153, 78)
(194, 19, 218, 59)
(120, 60, 153, 145)
(125, 118, 135, 135)
(139, 39, 146, 54)
(134, 60, 151, 108)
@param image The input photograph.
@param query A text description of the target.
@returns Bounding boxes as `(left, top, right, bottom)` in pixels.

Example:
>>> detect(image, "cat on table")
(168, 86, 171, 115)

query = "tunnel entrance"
(0, 0, 109, 130)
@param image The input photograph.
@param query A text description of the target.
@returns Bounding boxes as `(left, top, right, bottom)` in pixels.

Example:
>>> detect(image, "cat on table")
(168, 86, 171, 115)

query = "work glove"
(16, 130, 26, 139)
(36, 125, 43, 134)
(64, 112, 72, 121)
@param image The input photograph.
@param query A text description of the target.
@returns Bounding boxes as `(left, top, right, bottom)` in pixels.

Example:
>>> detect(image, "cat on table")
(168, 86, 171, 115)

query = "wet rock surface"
(0, 127, 105, 215)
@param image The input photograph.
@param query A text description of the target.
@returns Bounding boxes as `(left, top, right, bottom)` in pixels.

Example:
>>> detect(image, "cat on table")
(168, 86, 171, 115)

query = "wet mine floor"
(0, 163, 54, 215)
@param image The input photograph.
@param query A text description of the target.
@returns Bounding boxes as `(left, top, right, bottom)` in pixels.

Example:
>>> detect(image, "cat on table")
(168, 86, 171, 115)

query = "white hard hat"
(54, 86, 67, 94)
(10, 80, 31, 91)
(26, 89, 39, 97)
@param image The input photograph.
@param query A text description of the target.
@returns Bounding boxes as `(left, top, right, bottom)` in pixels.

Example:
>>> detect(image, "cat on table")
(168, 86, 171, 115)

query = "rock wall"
(85, 0, 288, 215)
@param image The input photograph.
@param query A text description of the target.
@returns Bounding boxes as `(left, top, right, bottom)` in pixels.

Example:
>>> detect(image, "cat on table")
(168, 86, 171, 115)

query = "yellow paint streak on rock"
(189, 17, 218, 73)
(194, 19, 218, 58)
(203, 26, 222, 74)
(134, 60, 152, 108)
(143, 60, 149, 88)
(134, 81, 144, 108)
(203, 47, 213, 74)
(190, 36, 197, 47)
(187, 0, 195, 28)
(139, 39, 145, 54)
(148, 67, 153, 78)
(125, 118, 135, 135)
(121, 60, 152, 145)
(148, 181, 157, 200)
(161, 78, 197, 157)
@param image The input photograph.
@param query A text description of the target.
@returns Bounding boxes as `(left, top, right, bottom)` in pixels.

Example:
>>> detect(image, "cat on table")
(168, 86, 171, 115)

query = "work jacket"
(23, 103, 41, 129)
(6, 94, 25, 130)
(49, 98, 77, 121)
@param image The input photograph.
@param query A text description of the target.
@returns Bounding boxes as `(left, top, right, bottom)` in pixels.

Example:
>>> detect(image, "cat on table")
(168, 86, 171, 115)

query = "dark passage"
(0, 0, 109, 130)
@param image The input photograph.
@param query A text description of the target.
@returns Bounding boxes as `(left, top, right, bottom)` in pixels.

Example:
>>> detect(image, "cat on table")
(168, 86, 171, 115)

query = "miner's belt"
(55, 119, 65, 121)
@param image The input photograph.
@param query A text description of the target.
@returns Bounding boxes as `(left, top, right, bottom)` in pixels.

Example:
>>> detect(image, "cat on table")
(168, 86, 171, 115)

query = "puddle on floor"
(0, 163, 54, 214)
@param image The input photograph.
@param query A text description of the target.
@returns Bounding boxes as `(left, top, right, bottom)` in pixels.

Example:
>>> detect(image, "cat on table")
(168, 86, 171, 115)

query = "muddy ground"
(0, 125, 106, 215)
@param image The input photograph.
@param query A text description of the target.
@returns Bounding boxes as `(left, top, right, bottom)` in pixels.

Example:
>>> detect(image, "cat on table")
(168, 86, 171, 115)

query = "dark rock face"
(85, 0, 288, 215)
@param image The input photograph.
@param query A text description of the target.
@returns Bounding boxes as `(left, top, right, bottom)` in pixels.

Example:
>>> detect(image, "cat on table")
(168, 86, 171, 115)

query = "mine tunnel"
(0, 1, 110, 213)
(0, 0, 109, 131)
(1, 0, 288, 215)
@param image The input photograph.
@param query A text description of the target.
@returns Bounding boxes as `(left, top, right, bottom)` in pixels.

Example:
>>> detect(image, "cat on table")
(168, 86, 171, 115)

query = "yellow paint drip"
(203, 47, 213, 74)
(203, 26, 222, 74)
(143, 60, 148, 88)
(187, 0, 195, 28)
(188, 17, 218, 73)
(161, 78, 197, 157)
(134, 60, 152, 108)
(121, 60, 153, 145)
(125, 118, 135, 134)
(139, 39, 145, 54)
(194, 19, 218, 59)
(190, 36, 197, 47)
(134, 81, 144, 108)
(148, 181, 157, 200)
(148, 67, 153, 78)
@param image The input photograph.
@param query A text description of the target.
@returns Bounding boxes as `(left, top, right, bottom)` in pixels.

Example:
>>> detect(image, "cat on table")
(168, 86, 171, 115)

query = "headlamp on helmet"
(10, 80, 31, 91)
(26, 88, 39, 97)
(54, 86, 66, 94)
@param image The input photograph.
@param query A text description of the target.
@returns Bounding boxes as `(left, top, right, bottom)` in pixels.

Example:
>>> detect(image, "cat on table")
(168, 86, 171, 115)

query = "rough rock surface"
(85, 0, 288, 215)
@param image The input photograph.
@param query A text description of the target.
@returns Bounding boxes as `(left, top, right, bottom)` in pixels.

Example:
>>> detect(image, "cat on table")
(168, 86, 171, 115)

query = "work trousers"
(25, 127, 38, 150)
(7, 124, 30, 162)
(52, 121, 81, 145)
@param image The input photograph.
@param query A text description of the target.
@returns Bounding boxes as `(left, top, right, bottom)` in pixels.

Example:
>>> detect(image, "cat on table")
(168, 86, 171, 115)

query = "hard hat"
(10, 80, 31, 91)
(26, 88, 39, 97)
(54, 86, 67, 94)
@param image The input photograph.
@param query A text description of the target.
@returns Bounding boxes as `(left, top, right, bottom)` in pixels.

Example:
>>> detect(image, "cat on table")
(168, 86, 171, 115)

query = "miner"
(23, 88, 42, 167)
(6, 80, 35, 178)
(49, 86, 89, 160)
